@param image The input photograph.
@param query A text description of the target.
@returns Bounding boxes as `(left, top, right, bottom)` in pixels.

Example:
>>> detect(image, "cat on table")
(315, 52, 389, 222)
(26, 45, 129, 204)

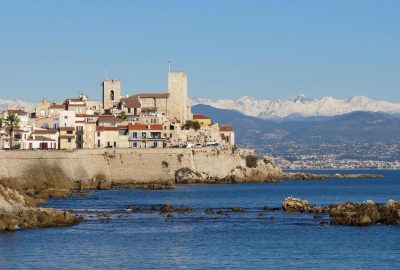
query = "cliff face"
(0, 183, 80, 231)
(0, 147, 283, 188)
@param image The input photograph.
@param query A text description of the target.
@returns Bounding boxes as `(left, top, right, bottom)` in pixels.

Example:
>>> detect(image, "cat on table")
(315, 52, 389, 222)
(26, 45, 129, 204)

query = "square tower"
(167, 72, 192, 123)
(103, 80, 121, 109)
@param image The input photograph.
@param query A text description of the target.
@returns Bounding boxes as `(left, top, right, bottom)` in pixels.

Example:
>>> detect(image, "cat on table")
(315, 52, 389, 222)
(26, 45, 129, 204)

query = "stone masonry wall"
(0, 147, 274, 184)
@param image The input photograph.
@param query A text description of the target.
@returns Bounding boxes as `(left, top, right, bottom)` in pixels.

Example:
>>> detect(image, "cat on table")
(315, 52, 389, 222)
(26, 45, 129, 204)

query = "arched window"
(110, 90, 115, 101)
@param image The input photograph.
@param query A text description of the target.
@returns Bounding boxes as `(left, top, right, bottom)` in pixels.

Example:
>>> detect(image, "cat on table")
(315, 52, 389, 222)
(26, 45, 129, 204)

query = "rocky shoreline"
(0, 183, 81, 231)
(283, 172, 384, 180)
(282, 196, 400, 226)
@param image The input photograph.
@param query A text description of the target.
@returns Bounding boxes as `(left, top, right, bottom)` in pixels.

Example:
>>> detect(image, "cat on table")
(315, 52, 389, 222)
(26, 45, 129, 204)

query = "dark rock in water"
(175, 207, 194, 213)
(258, 212, 265, 216)
(313, 215, 322, 219)
(231, 206, 245, 212)
(160, 204, 174, 213)
(126, 205, 141, 211)
(166, 214, 174, 218)
(320, 220, 330, 226)
(329, 199, 400, 226)
(216, 209, 226, 215)
(262, 206, 280, 211)
(204, 208, 215, 214)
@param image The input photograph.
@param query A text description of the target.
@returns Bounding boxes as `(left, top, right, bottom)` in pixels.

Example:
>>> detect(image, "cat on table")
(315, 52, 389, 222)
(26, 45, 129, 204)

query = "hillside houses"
(0, 72, 235, 150)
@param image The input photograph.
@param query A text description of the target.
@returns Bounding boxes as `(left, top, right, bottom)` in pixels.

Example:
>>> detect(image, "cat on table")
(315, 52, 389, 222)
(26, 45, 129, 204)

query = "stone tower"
(167, 72, 192, 123)
(103, 80, 121, 109)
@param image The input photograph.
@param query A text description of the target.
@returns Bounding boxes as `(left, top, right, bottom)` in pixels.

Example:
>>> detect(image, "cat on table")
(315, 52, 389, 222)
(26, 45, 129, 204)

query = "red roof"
(193, 114, 210, 120)
(219, 125, 234, 132)
(32, 129, 58, 134)
(6, 109, 27, 114)
(29, 135, 56, 142)
(128, 124, 163, 131)
(60, 127, 75, 131)
(121, 96, 141, 108)
(96, 126, 119, 131)
(98, 115, 123, 123)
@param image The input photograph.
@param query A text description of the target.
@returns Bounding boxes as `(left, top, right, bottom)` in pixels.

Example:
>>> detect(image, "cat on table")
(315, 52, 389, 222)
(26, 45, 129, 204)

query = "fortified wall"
(0, 147, 282, 186)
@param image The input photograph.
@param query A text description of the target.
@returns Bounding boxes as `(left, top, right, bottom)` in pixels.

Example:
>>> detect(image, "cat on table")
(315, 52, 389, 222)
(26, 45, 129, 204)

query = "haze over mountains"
(192, 94, 400, 120)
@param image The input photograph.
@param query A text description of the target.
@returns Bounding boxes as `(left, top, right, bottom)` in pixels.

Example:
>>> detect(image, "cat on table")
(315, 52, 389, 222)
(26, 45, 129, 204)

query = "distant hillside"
(192, 94, 400, 119)
(192, 104, 400, 162)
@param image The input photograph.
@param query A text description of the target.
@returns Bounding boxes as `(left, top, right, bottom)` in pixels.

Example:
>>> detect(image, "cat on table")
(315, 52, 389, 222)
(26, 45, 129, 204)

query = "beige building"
(59, 127, 76, 150)
(193, 114, 212, 127)
(167, 72, 192, 123)
(103, 80, 121, 110)
(95, 126, 120, 148)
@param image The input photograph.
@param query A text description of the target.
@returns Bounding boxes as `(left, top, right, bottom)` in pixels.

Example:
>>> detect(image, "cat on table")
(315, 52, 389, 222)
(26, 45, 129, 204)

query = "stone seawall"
(0, 147, 283, 186)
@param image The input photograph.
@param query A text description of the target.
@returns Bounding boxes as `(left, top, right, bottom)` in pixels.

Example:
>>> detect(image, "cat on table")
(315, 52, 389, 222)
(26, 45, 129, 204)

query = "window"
(97, 140, 100, 147)
(132, 132, 137, 139)
(67, 130, 73, 134)
(128, 108, 131, 113)
(64, 116, 68, 119)
(110, 90, 114, 101)
(142, 132, 146, 139)
(40, 109, 45, 117)
(68, 138, 71, 143)
(114, 142, 117, 147)
(97, 132, 100, 137)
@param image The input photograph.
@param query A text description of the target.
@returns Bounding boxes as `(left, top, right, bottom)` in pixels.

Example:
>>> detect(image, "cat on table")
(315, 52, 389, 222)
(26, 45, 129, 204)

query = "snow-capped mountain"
(191, 94, 400, 119)
(0, 98, 35, 113)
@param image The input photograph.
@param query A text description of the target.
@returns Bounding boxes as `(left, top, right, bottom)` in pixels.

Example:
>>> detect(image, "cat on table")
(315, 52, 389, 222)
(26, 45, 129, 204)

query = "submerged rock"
(160, 204, 174, 213)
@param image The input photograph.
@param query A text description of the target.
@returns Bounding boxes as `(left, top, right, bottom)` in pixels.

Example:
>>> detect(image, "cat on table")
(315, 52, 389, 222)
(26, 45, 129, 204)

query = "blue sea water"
(1, 170, 400, 270)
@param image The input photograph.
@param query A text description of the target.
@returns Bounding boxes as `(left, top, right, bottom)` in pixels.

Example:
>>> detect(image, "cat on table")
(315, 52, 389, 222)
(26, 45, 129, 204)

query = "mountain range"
(0, 98, 34, 113)
(192, 94, 400, 120)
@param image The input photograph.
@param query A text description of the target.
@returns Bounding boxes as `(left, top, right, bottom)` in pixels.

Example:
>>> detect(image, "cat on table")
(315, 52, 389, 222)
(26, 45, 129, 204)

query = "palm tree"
(4, 113, 20, 149)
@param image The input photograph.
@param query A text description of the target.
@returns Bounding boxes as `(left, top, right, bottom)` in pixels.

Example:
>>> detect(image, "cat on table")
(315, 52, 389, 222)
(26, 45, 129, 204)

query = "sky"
(0, 0, 399, 102)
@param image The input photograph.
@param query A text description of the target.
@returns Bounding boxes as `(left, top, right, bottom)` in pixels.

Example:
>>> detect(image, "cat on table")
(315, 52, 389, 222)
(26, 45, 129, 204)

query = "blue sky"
(0, 0, 399, 102)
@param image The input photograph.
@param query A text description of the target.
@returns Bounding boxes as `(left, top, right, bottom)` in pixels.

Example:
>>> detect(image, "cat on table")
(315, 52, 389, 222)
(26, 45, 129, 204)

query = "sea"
(0, 170, 399, 270)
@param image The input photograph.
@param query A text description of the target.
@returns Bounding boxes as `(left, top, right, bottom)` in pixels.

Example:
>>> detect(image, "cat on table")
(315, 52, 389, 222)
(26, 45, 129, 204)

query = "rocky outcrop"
(284, 172, 384, 180)
(330, 200, 400, 226)
(0, 183, 81, 231)
(282, 196, 400, 226)
(175, 154, 283, 184)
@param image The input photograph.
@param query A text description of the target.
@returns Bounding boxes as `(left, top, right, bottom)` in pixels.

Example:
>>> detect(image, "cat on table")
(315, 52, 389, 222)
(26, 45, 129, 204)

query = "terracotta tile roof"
(60, 127, 75, 131)
(136, 93, 169, 98)
(75, 121, 86, 123)
(121, 96, 141, 108)
(219, 125, 234, 132)
(128, 124, 163, 131)
(29, 135, 56, 142)
(141, 107, 157, 112)
(60, 135, 75, 139)
(6, 109, 27, 114)
(96, 126, 119, 131)
(193, 114, 210, 120)
(98, 115, 123, 123)
(32, 129, 58, 134)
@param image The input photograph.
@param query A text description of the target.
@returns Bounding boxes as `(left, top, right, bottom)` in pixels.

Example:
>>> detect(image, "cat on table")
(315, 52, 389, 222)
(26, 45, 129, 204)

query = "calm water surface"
(1, 170, 400, 269)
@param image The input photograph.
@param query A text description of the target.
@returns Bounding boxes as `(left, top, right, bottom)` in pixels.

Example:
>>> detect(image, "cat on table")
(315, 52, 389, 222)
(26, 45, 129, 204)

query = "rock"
(262, 206, 280, 211)
(126, 205, 141, 211)
(204, 208, 215, 214)
(160, 204, 174, 213)
(231, 206, 245, 212)
(282, 197, 309, 212)
(175, 207, 194, 213)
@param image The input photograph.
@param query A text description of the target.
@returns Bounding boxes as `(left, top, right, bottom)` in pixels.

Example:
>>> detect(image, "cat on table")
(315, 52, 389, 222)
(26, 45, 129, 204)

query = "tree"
(0, 117, 3, 129)
(119, 111, 128, 120)
(182, 120, 201, 131)
(4, 113, 20, 149)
